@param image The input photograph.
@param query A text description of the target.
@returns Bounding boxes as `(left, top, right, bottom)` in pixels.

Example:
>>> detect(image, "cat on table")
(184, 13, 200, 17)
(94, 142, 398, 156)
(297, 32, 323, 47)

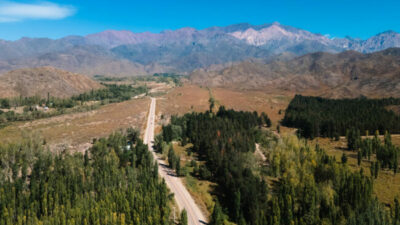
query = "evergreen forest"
(161, 105, 400, 225)
(282, 95, 400, 138)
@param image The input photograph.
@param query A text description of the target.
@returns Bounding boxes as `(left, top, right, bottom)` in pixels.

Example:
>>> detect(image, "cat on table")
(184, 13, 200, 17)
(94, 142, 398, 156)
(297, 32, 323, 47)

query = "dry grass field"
(157, 84, 210, 117)
(211, 88, 293, 125)
(0, 97, 150, 152)
(155, 84, 293, 127)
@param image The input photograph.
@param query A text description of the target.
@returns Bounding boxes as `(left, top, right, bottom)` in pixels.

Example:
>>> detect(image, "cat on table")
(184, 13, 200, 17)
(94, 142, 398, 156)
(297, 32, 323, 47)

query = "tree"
(0, 99, 10, 109)
(234, 191, 241, 222)
(375, 161, 380, 179)
(179, 209, 188, 225)
(261, 112, 272, 127)
(168, 146, 176, 169)
(370, 162, 375, 178)
(347, 128, 361, 151)
(154, 134, 164, 153)
(127, 127, 139, 143)
(176, 157, 181, 176)
(210, 201, 225, 225)
(199, 165, 211, 180)
(181, 137, 187, 146)
(209, 97, 215, 112)
(341, 152, 348, 164)
(333, 132, 340, 141)
(395, 198, 400, 223)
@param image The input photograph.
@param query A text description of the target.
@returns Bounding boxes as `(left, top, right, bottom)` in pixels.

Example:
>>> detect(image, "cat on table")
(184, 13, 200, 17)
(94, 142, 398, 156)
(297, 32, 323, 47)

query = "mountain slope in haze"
(0, 67, 103, 98)
(1, 23, 400, 76)
(190, 48, 400, 98)
(0, 45, 170, 76)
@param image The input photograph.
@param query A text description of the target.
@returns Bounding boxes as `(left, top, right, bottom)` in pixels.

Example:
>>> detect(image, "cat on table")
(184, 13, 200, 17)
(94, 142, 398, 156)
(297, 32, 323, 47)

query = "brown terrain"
(155, 84, 210, 134)
(0, 66, 103, 98)
(0, 97, 150, 152)
(157, 84, 210, 117)
(190, 48, 400, 98)
(211, 88, 292, 125)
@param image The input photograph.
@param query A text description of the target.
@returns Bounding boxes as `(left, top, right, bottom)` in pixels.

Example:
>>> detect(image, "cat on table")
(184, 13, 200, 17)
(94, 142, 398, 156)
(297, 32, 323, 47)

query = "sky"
(0, 0, 399, 40)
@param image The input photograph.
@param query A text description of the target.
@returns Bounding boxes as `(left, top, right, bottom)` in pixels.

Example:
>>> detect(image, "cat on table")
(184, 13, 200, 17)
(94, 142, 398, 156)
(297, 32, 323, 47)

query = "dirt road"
(143, 97, 208, 225)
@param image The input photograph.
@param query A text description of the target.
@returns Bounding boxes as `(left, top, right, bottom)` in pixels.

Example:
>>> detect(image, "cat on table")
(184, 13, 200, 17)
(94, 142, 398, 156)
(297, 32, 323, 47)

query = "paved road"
(143, 97, 208, 225)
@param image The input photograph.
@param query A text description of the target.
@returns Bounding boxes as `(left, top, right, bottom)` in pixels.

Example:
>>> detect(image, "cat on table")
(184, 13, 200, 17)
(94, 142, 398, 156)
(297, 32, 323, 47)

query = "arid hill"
(190, 48, 400, 98)
(0, 67, 103, 98)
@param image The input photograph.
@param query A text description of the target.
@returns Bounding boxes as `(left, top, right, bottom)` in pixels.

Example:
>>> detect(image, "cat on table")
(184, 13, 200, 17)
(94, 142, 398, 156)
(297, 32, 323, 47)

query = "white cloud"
(0, 1, 75, 22)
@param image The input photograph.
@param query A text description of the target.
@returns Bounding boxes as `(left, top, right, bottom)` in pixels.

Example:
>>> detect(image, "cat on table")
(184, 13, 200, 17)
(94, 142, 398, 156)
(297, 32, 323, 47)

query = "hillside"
(190, 48, 400, 98)
(0, 67, 103, 98)
(1, 23, 400, 76)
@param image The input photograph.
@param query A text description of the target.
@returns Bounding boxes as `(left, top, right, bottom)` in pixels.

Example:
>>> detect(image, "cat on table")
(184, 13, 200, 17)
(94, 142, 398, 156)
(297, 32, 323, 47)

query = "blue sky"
(0, 0, 399, 40)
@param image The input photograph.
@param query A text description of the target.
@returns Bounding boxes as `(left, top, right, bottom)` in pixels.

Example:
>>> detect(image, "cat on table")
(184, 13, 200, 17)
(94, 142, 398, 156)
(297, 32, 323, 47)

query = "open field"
(156, 84, 293, 126)
(157, 84, 210, 118)
(310, 135, 400, 205)
(0, 97, 150, 152)
(211, 88, 292, 125)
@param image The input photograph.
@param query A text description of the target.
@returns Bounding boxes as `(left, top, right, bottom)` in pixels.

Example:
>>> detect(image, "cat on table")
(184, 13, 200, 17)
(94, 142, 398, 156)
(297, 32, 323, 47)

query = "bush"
(0, 99, 10, 109)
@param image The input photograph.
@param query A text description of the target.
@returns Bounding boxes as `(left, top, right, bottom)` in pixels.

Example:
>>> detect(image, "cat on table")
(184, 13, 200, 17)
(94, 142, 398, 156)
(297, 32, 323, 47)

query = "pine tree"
(210, 201, 225, 225)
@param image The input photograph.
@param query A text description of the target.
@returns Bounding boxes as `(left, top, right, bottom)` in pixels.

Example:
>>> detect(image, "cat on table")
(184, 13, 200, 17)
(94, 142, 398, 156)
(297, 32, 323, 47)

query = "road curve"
(143, 97, 208, 225)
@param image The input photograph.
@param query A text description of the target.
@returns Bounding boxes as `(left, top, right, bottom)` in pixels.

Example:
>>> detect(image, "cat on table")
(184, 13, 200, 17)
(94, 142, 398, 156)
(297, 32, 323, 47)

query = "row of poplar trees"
(0, 130, 172, 225)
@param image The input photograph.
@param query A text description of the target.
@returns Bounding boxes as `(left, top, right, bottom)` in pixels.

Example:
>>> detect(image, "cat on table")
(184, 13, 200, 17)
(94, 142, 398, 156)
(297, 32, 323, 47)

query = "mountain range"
(1, 22, 400, 76)
(190, 48, 400, 98)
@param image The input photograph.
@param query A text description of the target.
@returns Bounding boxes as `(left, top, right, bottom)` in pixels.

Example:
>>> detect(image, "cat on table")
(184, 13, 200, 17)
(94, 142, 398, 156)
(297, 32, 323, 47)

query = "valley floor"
(1, 82, 400, 214)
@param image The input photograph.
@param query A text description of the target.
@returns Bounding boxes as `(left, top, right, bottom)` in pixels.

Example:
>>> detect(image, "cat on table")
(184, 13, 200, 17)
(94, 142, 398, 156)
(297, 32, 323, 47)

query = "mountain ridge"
(0, 67, 103, 98)
(190, 48, 400, 98)
(1, 22, 400, 76)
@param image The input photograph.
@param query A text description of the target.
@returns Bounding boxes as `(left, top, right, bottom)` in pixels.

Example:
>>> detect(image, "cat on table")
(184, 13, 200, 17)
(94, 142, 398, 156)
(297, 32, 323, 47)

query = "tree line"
(0, 129, 174, 225)
(72, 84, 147, 103)
(282, 95, 400, 138)
(0, 84, 148, 129)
